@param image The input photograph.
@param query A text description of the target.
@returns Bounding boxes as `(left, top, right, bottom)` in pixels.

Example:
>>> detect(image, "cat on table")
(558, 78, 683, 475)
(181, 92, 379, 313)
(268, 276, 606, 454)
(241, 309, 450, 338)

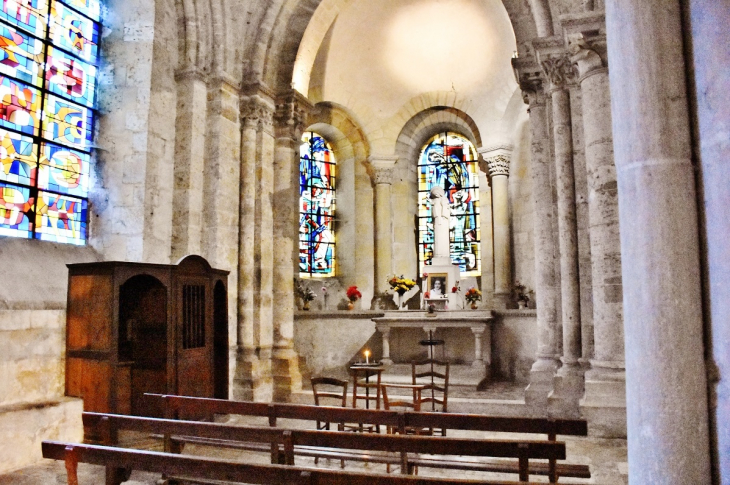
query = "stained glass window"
(299, 131, 335, 277)
(418, 132, 481, 276)
(0, 0, 99, 245)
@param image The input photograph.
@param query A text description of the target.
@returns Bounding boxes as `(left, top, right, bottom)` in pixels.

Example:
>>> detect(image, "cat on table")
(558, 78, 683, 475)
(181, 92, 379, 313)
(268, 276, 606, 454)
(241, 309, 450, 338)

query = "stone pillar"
(687, 0, 730, 481)
(537, 47, 584, 418)
(569, 31, 626, 437)
(368, 157, 397, 295)
(480, 145, 513, 309)
(514, 64, 561, 409)
(270, 91, 310, 401)
(471, 326, 488, 368)
(171, 68, 207, 260)
(236, 91, 275, 402)
(202, 73, 242, 399)
(376, 324, 392, 365)
(606, 0, 711, 482)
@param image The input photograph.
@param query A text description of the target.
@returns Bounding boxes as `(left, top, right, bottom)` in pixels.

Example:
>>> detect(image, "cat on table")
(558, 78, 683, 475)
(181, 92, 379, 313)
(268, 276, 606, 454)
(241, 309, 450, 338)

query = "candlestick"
(364, 350, 370, 364)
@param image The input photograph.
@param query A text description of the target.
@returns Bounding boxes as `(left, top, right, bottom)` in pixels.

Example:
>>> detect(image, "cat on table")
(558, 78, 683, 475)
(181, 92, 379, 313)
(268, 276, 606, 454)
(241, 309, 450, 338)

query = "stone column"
(368, 157, 397, 295)
(537, 47, 584, 417)
(513, 63, 561, 409)
(376, 324, 392, 365)
(202, 73, 242, 399)
(687, 0, 730, 481)
(235, 90, 275, 402)
(471, 326, 488, 368)
(569, 31, 626, 437)
(480, 146, 513, 309)
(270, 91, 310, 401)
(605, 0, 711, 482)
(171, 67, 207, 260)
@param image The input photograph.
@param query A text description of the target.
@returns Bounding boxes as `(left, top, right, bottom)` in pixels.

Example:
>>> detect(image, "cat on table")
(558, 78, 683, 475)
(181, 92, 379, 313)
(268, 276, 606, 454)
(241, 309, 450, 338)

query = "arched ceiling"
(291, 0, 522, 154)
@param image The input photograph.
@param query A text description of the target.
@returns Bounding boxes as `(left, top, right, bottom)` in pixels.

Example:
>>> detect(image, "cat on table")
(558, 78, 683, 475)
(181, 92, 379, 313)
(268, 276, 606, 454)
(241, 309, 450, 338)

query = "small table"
(349, 364, 385, 410)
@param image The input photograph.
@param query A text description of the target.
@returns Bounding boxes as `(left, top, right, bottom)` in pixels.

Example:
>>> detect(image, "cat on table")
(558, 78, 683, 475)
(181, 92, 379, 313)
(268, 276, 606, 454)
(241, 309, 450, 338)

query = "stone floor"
(0, 381, 628, 484)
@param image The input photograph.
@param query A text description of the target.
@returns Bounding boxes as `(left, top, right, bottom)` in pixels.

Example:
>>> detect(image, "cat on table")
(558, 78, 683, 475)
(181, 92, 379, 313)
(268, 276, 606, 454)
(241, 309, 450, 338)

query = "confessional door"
(175, 274, 214, 400)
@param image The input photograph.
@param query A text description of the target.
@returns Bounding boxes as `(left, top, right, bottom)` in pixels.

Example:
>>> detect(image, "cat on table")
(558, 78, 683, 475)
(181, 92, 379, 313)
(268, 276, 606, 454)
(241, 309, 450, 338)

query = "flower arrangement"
(465, 287, 482, 303)
(388, 275, 417, 295)
(514, 280, 531, 303)
(346, 286, 362, 302)
(423, 291, 430, 299)
(295, 279, 316, 302)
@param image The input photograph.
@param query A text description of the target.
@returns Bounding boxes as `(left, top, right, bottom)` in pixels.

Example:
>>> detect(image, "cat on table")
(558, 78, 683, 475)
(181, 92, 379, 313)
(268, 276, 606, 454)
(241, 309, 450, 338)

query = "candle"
(364, 350, 370, 364)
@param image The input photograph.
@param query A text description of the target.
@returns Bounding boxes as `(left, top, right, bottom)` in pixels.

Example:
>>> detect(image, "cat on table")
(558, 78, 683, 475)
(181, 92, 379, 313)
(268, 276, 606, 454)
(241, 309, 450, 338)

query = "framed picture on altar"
(427, 273, 448, 298)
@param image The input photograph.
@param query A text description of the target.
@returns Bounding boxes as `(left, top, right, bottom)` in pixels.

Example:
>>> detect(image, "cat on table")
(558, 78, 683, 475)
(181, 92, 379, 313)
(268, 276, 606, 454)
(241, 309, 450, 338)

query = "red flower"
(346, 286, 362, 301)
(451, 286, 458, 293)
(424, 291, 430, 299)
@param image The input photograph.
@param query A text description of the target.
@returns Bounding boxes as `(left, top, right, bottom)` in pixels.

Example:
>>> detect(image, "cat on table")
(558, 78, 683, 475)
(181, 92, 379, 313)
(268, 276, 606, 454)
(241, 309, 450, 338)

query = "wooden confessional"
(65, 255, 229, 417)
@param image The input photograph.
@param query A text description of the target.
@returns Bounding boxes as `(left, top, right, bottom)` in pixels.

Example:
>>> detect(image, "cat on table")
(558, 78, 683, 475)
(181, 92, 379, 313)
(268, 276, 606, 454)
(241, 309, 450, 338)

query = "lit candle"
(364, 350, 370, 364)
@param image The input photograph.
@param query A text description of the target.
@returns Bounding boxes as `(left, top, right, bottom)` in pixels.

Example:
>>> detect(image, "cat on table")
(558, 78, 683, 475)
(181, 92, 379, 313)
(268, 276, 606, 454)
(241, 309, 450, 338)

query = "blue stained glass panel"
(0, 23, 44, 86)
(49, 1, 99, 64)
(299, 132, 336, 277)
(0, 128, 36, 185)
(0, 181, 33, 237)
(0, 76, 41, 135)
(42, 93, 93, 149)
(418, 132, 481, 276)
(0, 0, 48, 37)
(61, 0, 100, 22)
(34, 189, 86, 244)
(45, 46, 96, 106)
(38, 143, 87, 196)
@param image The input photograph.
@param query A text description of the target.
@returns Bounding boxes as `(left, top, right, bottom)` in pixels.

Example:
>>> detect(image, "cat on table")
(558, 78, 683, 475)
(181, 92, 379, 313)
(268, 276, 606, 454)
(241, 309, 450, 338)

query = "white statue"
(429, 186, 451, 263)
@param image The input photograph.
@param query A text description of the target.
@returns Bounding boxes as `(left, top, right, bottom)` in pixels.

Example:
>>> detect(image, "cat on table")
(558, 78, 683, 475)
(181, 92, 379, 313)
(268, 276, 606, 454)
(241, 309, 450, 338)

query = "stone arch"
(175, 0, 213, 73)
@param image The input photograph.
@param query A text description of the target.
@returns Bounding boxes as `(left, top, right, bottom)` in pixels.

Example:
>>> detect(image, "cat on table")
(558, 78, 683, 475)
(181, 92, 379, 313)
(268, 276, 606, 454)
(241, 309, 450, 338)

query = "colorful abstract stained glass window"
(0, 0, 100, 245)
(299, 131, 335, 278)
(418, 132, 481, 276)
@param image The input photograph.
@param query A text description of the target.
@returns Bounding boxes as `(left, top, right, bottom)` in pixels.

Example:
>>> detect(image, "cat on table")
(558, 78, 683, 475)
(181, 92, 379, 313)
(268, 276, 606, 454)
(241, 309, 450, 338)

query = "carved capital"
(485, 155, 510, 177)
(275, 90, 313, 141)
(240, 94, 275, 132)
(569, 38, 607, 80)
(540, 54, 578, 91)
(367, 156, 397, 185)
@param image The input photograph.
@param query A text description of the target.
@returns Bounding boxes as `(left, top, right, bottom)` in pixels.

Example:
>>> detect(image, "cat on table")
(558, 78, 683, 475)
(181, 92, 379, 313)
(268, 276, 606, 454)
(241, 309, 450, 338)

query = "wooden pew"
(143, 393, 590, 481)
(43, 440, 548, 485)
(83, 412, 567, 482)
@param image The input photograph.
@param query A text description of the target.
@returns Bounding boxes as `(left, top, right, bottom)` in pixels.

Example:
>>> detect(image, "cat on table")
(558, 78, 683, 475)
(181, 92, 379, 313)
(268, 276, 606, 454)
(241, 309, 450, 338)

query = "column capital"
(275, 89, 313, 141)
(569, 38, 607, 80)
(512, 56, 547, 107)
(533, 37, 578, 91)
(367, 156, 398, 185)
(240, 93, 275, 131)
(479, 145, 513, 178)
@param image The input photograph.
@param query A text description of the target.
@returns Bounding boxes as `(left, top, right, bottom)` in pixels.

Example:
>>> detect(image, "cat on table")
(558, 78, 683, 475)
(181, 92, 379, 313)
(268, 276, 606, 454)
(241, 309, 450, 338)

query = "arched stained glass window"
(0, 0, 100, 245)
(418, 132, 481, 276)
(299, 131, 335, 277)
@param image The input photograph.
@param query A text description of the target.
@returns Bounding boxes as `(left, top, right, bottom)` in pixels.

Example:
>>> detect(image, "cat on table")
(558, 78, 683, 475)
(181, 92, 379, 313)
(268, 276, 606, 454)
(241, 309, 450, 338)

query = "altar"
(372, 311, 494, 379)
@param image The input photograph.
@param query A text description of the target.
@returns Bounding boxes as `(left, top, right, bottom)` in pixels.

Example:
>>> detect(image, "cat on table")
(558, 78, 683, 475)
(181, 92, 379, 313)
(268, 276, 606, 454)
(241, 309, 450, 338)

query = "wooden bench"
(142, 393, 591, 481)
(43, 440, 549, 485)
(83, 412, 567, 482)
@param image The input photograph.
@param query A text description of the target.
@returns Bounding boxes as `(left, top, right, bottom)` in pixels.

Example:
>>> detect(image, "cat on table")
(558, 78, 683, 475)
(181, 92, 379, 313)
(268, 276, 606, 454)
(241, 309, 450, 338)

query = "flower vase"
(470, 301, 478, 310)
(347, 301, 355, 310)
(517, 300, 526, 309)
(398, 292, 407, 310)
(302, 300, 310, 311)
